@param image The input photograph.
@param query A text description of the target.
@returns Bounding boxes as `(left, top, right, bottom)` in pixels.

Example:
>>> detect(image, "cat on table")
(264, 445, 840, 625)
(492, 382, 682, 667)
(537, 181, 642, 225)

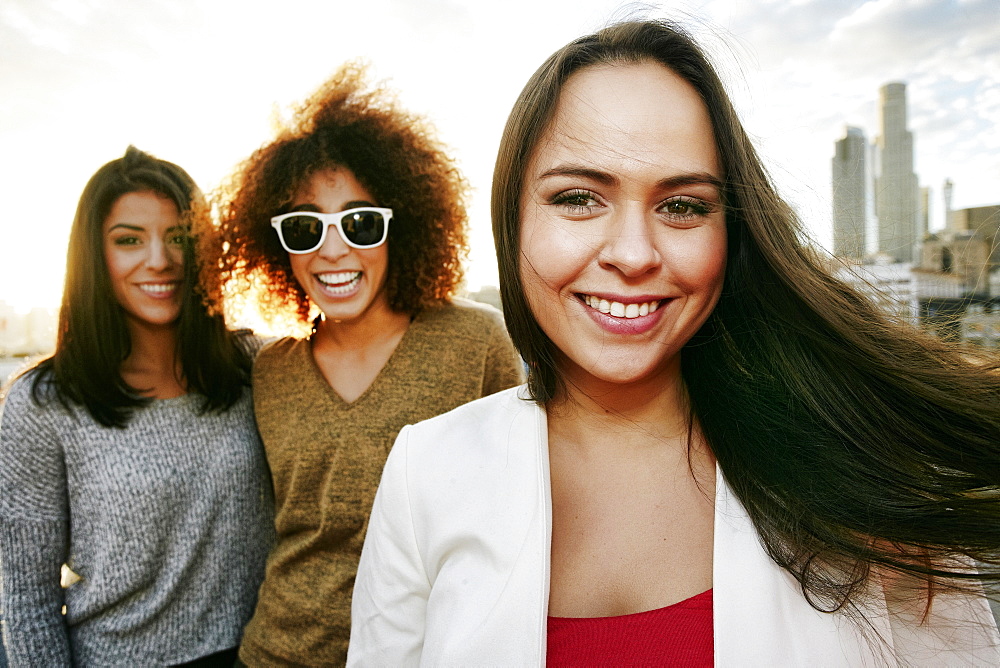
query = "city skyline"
(832, 80, 931, 263)
(2, 0, 998, 312)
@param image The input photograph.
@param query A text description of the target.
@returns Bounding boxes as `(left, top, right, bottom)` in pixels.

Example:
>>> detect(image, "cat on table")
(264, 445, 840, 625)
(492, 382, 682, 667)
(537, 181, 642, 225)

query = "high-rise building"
(919, 186, 930, 240)
(943, 178, 954, 231)
(874, 82, 920, 262)
(831, 126, 867, 259)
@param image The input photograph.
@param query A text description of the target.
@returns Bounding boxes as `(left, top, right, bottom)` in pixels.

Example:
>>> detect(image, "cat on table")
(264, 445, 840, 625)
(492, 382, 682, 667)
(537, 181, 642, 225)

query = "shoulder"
(0, 369, 70, 499)
(254, 335, 308, 370)
(1, 366, 59, 419)
(379, 386, 548, 569)
(415, 298, 507, 339)
(232, 328, 268, 358)
(2, 368, 36, 405)
(391, 385, 539, 470)
(252, 336, 321, 411)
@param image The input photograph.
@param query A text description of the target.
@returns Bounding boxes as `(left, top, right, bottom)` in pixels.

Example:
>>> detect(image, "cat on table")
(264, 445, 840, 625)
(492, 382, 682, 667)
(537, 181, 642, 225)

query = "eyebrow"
(539, 165, 618, 186)
(656, 172, 724, 191)
(538, 165, 724, 191)
(106, 224, 186, 234)
(106, 223, 144, 233)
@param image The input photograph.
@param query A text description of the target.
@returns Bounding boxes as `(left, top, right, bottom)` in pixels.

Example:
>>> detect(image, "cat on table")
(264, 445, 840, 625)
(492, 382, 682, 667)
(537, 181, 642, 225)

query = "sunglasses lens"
(341, 210, 386, 247)
(279, 214, 324, 252)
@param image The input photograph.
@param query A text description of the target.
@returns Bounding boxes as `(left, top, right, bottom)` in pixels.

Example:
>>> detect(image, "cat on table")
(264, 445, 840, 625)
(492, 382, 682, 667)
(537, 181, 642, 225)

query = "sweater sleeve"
(348, 426, 429, 667)
(481, 316, 524, 397)
(0, 377, 72, 666)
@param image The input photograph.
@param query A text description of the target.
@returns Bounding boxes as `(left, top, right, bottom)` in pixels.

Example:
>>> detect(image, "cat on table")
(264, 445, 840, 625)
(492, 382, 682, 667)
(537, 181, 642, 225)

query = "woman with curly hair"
(208, 63, 523, 666)
(350, 20, 1000, 666)
(0, 147, 272, 665)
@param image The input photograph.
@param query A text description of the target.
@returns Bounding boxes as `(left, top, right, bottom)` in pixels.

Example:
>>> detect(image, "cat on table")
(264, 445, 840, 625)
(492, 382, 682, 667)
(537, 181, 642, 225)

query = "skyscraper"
(943, 178, 954, 231)
(831, 126, 867, 259)
(874, 82, 920, 263)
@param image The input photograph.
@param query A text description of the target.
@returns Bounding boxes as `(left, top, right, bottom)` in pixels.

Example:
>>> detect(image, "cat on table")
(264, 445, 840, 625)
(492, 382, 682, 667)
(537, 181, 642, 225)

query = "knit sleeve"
(0, 376, 72, 666)
(480, 315, 524, 397)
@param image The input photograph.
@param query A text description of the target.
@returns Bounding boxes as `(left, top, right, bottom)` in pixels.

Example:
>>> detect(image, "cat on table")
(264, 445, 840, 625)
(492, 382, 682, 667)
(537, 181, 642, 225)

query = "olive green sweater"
(239, 300, 523, 666)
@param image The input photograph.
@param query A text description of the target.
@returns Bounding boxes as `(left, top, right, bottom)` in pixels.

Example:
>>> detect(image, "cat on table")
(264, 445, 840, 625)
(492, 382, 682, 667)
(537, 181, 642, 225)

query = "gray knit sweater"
(0, 373, 274, 666)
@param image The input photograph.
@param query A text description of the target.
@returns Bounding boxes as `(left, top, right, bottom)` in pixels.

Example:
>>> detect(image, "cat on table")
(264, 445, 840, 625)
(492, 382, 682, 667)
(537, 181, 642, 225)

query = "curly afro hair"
(203, 61, 469, 327)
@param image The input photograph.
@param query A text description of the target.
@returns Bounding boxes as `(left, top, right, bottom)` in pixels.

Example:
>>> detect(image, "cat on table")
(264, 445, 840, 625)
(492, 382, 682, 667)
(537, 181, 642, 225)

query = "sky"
(1, 0, 998, 312)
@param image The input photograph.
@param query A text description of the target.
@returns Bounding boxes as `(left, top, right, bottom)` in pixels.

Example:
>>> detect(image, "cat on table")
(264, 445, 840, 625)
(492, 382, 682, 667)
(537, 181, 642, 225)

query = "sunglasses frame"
(270, 207, 393, 253)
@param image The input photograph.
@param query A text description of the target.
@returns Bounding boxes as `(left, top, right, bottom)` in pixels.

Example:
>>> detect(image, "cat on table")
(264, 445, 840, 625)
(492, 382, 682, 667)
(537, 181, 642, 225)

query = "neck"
(547, 356, 701, 455)
(120, 317, 185, 398)
(312, 299, 411, 353)
(124, 318, 179, 372)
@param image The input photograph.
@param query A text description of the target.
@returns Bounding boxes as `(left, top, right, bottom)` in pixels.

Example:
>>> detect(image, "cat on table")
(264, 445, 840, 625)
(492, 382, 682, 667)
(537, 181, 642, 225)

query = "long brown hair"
(31, 146, 252, 428)
(493, 19, 1000, 613)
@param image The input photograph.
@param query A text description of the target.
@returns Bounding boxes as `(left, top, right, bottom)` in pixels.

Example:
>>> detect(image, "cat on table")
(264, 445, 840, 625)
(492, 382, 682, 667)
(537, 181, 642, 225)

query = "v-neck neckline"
(305, 311, 421, 408)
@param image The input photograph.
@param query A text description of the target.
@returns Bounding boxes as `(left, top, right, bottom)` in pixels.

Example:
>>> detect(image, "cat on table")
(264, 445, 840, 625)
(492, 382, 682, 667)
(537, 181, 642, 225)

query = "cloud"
(0, 0, 211, 125)
(828, 0, 999, 79)
(1, 0, 997, 306)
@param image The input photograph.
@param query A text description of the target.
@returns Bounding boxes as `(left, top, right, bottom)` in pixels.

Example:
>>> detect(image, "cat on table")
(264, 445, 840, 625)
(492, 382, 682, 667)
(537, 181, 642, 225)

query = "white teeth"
(583, 295, 662, 319)
(317, 271, 360, 285)
(317, 271, 361, 294)
(139, 283, 177, 294)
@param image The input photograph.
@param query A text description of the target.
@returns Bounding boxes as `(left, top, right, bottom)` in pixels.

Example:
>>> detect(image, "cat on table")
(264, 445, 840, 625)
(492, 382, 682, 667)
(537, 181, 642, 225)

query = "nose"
(146, 238, 178, 272)
(316, 223, 351, 261)
(598, 204, 661, 277)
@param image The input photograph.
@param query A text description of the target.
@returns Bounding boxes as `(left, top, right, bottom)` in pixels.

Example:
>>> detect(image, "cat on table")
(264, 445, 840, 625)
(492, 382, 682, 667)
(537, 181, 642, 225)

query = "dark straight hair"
(493, 19, 1000, 613)
(32, 146, 252, 427)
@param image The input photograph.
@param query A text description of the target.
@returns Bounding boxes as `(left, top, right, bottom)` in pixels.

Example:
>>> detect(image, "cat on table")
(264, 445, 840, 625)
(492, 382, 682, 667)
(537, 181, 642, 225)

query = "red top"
(546, 588, 713, 667)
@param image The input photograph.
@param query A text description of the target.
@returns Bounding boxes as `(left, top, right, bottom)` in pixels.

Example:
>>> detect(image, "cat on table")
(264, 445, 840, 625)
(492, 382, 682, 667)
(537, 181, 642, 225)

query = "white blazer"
(349, 386, 1000, 666)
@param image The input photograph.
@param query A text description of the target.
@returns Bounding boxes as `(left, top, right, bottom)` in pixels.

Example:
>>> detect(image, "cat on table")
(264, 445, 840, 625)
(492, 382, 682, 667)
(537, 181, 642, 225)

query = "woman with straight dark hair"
(350, 19, 1000, 666)
(208, 63, 522, 666)
(0, 146, 273, 666)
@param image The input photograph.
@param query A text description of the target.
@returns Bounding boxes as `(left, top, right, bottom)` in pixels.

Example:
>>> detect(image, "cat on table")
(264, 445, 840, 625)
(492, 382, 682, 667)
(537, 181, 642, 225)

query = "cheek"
(669, 230, 727, 297)
(517, 219, 552, 322)
(361, 245, 390, 286)
(169, 245, 186, 269)
(103, 246, 130, 284)
(288, 253, 312, 287)
(518, 211, 590, 296)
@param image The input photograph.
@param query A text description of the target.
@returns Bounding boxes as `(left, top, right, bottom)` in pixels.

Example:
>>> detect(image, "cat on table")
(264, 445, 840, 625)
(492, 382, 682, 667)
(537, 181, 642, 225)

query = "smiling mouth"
(317, 271, 361, 294)
(580, 294, 663, 319)
(138, 282, 180, 296)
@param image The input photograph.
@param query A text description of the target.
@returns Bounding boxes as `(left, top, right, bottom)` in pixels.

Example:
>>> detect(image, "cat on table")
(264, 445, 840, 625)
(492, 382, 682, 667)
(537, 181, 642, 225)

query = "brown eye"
(551, 189, 601, 214)
(562, 193, 596, 207)
(658, 196, 713, 221)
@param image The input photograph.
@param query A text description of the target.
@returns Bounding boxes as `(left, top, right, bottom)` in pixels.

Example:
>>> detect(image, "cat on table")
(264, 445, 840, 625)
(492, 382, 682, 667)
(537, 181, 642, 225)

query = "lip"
(136, 281, 181, 300)
(577, 292, 672, 335)
(313, 271, 363, 299)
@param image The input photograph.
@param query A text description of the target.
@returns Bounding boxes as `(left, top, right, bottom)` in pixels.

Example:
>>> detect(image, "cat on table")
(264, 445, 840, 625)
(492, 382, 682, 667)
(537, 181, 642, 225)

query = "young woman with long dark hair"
(0, 147, 273, 665)
(207, 63, 523, 666)
(349, 20, 1000, 665)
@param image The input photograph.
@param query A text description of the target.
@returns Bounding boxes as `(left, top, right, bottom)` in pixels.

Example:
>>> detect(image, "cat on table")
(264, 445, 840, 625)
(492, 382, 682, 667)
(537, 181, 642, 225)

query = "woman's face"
(519, 61, 727, 390)
(286, 167, 392, 325)
(103, 190, 186, 330)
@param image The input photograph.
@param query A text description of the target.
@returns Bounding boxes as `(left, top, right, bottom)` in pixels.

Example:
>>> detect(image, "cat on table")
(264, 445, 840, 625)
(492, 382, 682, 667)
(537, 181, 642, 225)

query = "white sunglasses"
(270, 207, 393, 253)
